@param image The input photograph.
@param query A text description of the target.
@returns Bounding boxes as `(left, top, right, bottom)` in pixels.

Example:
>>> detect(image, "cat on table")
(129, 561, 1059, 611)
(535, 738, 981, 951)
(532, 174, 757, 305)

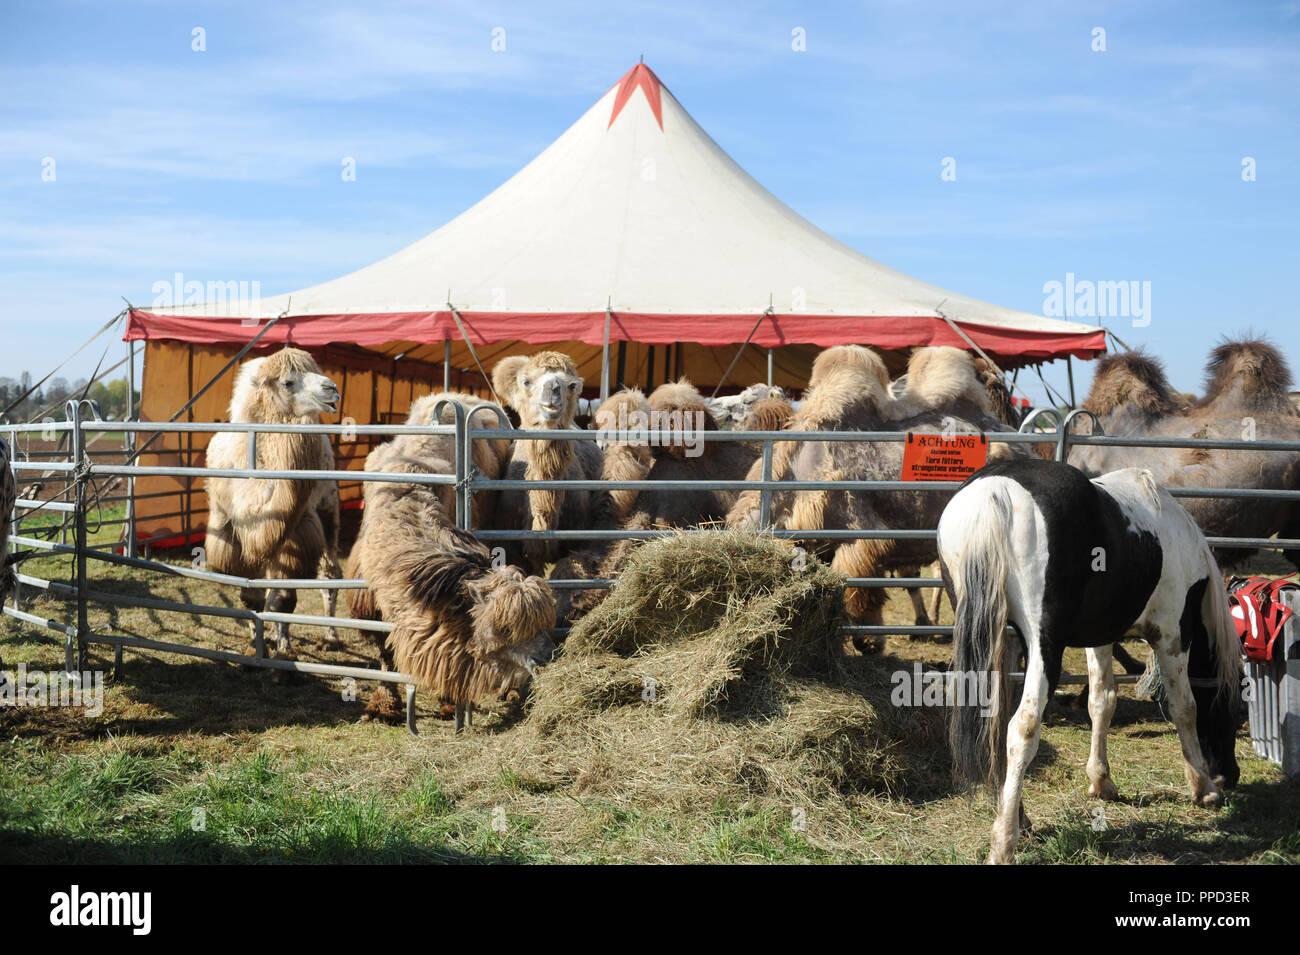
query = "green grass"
(2, 550, 1298, 864)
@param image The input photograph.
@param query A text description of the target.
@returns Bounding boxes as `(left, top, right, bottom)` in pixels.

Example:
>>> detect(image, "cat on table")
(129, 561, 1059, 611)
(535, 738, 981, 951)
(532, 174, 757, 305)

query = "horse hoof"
(1088, 778, 1119, 801)
(1197, 790, 1223, 810)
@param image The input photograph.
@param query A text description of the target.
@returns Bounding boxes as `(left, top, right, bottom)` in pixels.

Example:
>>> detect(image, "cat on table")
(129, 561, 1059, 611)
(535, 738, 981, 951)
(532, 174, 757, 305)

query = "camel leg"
(989, 644, 1048, 865)
(902, 566, 931, 633)
(362, 636, 405, 724)
(1151, 636, 1221, 809)
(267, 588, 297, 658)
(239, 587, 267, 651)
(1085, 644, 1120, 801)
(318, 550, 344, 649)
(927, 560, 947, 625)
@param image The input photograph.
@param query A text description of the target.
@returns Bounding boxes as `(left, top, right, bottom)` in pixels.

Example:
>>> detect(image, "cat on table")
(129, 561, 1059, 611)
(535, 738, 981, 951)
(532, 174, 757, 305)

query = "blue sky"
(1, 0, 1297, 405)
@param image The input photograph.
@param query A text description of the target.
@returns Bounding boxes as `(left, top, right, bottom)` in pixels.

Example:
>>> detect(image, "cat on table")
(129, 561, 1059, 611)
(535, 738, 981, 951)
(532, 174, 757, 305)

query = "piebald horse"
(937, 458, 1243, 864)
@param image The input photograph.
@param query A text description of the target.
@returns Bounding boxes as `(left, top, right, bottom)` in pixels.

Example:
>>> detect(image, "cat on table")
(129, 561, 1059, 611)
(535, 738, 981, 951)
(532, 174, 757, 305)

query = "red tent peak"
(608, 62, 665, 130)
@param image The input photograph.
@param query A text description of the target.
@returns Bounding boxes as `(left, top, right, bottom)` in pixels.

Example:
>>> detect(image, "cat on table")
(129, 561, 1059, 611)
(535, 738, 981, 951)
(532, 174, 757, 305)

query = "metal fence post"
(125, 339, 137, 559)
(67, 400, 89, 675)
(759, 439, 774, 528)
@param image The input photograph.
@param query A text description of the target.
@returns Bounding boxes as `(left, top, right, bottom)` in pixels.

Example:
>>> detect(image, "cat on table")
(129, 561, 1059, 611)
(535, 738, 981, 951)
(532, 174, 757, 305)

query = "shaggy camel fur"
(346, 391, 511, 721)
(204, 348, 341, 660)
(593, 387, 655, 521)
(355, 453, 556, 732)
(1070, 339, 1300, 571)
(553, 379, 788, 621)
(709, 383, 789, 429)
(896, 353, 1035, 629)
(489, 352, 607, 574)
(727, 345, 1019, 653)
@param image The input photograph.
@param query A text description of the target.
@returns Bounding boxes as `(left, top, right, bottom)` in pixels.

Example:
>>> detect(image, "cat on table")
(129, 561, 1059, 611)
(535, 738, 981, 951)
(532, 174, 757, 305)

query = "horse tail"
(1199, 533, 1242, 702)
(939, 478, 1016, 795)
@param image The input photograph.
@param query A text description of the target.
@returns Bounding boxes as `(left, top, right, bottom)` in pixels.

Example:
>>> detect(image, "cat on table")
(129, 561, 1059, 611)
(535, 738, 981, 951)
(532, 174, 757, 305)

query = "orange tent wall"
(132, 340, 485, 548)
(129, 336, 935, 550)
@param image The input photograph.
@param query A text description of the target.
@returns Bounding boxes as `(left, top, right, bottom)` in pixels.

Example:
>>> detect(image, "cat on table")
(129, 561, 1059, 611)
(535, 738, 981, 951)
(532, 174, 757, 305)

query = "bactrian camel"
(728, 345, 1021, 654)
(204, 347, 341, 661)
(347, 391, 511, 723)
(489, 352, 609, 575)
(348, 397, 555, 732)
(1070, 339, 1300, 574)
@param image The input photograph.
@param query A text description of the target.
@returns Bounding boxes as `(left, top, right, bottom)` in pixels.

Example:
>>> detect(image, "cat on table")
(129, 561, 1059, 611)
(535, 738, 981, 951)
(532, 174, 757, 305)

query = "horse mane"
(1199, 337, 1294, 412)
(1083, 350, 1184, 417)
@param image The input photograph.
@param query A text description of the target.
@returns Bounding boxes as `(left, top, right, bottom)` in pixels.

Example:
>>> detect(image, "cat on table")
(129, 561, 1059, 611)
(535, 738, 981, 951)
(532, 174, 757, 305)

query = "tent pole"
(1066, 356, 1077, 408)
(125, 339, 137, 559)
(709, 307, 771, 401)
(766, 348, 774, 387)
(443, 339, 451, 392)
(600, 306, 612, 404)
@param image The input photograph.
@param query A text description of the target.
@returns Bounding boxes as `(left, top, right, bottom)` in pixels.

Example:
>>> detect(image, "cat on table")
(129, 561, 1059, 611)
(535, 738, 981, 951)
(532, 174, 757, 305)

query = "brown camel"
(553, 378, 790, 621)
(489, 352, 608, 574)
(896, 353, 1036, 630)
(727, 345, 1019, 653)
(353, 451, 556, 733)
(346, 391, 510, 722)
(1070, 339, 1300, 572)
(204, 348, 340, 662)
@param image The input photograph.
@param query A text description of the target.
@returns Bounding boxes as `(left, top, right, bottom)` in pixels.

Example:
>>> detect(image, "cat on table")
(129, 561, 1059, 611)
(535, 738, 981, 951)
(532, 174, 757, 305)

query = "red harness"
(1227, 575, 1296, 663)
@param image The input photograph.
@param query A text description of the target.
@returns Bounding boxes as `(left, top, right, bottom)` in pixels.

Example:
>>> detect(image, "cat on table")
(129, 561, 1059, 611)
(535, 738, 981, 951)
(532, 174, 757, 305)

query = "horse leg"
(1151, 637, 1221, 808)
(989, 645, 1048, 865)
(1085, 644, 1120, 801)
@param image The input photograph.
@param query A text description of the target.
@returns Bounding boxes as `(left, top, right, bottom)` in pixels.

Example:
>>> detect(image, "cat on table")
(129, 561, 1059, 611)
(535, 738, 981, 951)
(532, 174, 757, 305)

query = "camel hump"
(1201, 336, 1294, 409)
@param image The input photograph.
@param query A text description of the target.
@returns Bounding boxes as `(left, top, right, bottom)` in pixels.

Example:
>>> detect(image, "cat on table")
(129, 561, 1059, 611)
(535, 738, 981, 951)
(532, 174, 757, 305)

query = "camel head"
(1202, 337, 1294, 413)
(740, 394, 795, 433)
(465, 565, 558, 693)
(972, 357, 1018, 426)
(492, 352, 582, 429)
(648, 378, 716, 459)
(1083, 350, 1183, 418)
(407, 392, 512, 479)
(229, 347, 340, 424)
(709, 383, 789, 429)
(594, 388, 652, 451)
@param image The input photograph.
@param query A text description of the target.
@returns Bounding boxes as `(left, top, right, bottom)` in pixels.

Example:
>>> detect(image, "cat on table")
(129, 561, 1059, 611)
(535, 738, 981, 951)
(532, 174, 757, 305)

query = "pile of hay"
(447, 530, 947, 812)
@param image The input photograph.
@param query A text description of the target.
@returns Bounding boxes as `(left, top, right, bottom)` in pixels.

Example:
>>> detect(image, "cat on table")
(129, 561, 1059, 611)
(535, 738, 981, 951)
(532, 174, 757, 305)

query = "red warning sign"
(901, 432, 989, 482)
